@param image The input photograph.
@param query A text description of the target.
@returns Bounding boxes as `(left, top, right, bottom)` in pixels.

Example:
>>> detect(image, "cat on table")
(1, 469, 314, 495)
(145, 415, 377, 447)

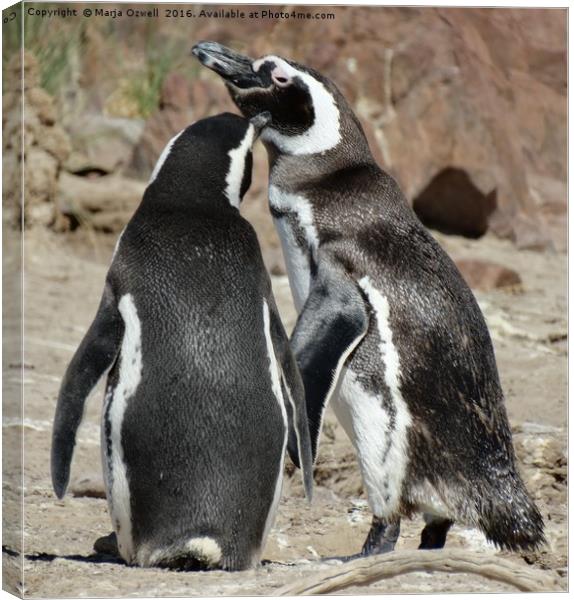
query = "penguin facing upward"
(51, 112, 313, 571)
(193, 42, 545, 556)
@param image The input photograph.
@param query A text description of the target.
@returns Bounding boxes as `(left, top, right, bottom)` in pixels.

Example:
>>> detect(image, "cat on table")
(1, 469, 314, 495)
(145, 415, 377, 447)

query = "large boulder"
(455, 259, 522, 291)
(56, 172, 146, 232)
(65, 114, 145, 175)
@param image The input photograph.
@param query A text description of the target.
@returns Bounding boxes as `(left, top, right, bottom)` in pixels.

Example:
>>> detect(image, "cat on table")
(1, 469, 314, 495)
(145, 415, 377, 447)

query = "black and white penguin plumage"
(51, 112, 313, 571)
(193, 42, 545, 555)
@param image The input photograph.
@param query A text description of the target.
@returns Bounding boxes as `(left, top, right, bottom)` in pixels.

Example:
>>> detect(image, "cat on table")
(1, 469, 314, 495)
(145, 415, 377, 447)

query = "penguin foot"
(418, 518, 453, 550)
(360, 516, 400, 556)
(93, 532, 119, 556)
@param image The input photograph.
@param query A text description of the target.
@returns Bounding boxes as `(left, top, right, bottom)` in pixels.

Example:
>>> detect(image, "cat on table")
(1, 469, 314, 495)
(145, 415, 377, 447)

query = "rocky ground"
(2, 218, 566, 596)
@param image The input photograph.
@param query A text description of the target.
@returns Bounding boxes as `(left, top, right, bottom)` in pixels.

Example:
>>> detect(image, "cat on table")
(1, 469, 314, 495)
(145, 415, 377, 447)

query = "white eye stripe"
(253, 56, 341, 155)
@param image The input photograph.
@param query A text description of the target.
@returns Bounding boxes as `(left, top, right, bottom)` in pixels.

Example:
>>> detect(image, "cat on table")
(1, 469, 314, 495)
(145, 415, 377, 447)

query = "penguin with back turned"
(51, 111, 313, 570)
(193, 42, 545, 556)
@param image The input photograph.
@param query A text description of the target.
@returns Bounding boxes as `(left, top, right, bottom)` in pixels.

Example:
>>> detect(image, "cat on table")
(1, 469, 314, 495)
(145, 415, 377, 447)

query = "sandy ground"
(2, 220, 567, 596)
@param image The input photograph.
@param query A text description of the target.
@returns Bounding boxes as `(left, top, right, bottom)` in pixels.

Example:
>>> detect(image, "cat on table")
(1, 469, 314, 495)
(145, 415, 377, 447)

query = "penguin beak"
(191, 41, 270, 89)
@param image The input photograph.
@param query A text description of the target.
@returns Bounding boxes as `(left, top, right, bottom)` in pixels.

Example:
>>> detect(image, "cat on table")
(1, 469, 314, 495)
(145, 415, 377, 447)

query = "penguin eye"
(271, 65, 292, 88)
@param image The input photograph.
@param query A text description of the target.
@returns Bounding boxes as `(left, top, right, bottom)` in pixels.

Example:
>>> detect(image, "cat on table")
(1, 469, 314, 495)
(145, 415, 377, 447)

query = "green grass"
(120, 32, 200, 118)
(3, 3, 84, 96)
(123, 41, 180, 118)
(27, 13, 84, 95)
(3, 8, 200, 118)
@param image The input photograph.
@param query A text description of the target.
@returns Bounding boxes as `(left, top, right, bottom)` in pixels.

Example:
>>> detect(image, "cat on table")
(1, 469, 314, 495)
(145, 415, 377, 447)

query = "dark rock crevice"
(412, 167, 497, 238)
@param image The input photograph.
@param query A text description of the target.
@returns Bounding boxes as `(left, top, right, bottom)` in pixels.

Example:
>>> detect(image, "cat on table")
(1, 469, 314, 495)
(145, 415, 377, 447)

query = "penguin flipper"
(51, 282, 123, 499)
(291, 257, 368, 462)
(268, 297, 314, 501)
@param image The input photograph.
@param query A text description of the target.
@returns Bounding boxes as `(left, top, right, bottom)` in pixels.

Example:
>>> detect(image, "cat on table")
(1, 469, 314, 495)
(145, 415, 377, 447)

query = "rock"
(517, 435, 566, 473)
(188, 77, 236, 119)
(93, 532, 118, 555)
(2, 152, 19, 211)
(527, 174, 567, 252)
(159, 72, 190, 111)
(455, 259, 522, 291)
(56, 172, 146, 232)
(103, 79, 146, 120)
(128, 69, 243, 178)
(3, 50, 73, 228)
(70, 473, 106, 499)
(24, 147, 59, 205)
(88, 210, 136, 233)
(511, 212, 554, 251)
(22, 50, 41, 89)
(129, 71, 196, 178)
(40, 127, 72, 163)
(513, 425, 567, 513)
(27, 87, 57, 125)
(413, 168, 497, 238)
(27, 203, 56, 228)
(65, 115, 145, 175)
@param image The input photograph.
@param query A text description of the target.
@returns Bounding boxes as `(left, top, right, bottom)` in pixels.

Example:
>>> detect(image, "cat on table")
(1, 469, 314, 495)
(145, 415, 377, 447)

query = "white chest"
(269, 185, 319, 313)
(273, 216, 311, 313)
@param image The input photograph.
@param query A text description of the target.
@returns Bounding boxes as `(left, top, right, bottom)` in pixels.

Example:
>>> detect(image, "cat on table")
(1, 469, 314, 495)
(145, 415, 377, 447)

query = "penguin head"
(149, 111, 270, 208)
(192, 42, 356, 157)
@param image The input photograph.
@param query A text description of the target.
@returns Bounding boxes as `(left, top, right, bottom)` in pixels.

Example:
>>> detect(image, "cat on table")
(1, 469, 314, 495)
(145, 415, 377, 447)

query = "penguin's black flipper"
(51, 282, 123, 499)
(268, 297, 314, 501)
(291, 255, 369, 462)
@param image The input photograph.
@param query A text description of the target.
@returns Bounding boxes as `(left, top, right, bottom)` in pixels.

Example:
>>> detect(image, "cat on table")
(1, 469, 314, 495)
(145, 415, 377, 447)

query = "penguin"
(192, 42, 545, 556)
(51, 111, 314, 571)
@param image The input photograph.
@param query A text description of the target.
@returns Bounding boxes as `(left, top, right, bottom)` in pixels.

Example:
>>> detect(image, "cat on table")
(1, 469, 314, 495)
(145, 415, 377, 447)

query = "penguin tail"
(477, 477, 546, 552)
(144, 536, 224, 571)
